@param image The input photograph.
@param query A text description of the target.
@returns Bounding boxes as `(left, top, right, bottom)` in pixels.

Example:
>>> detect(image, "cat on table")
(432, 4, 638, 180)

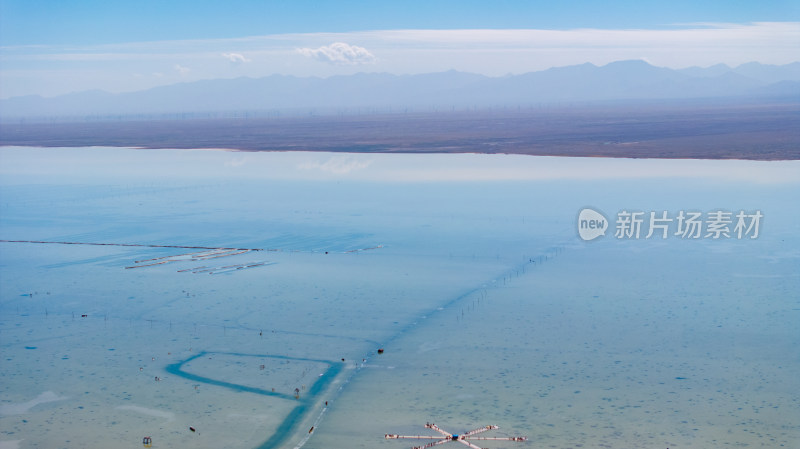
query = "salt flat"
(0, 147, 798, 448)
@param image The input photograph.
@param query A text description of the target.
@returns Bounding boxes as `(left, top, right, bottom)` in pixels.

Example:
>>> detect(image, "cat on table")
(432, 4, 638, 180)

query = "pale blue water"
(0, 147, 798, 449)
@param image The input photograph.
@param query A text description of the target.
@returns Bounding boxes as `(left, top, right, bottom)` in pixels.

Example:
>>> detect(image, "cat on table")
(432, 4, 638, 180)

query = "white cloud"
(297, 42, 377, 65)
(174, 64, 191, 75)
(222, 52, 251, 63)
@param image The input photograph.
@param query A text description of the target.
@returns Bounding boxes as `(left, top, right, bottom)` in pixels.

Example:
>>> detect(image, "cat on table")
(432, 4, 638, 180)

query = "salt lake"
(0, 147, 798, 449)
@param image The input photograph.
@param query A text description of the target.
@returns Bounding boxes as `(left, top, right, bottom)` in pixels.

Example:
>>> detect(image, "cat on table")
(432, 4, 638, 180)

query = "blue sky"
(1, 0, 799, 98)
(2, 0, 799, 45)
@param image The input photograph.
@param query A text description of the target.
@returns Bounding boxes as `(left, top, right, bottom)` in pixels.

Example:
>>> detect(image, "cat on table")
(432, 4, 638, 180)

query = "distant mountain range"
(2, 60, 799, 119)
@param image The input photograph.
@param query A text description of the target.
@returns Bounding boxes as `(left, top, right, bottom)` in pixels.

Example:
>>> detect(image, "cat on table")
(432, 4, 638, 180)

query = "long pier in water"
(0, 239, 260, 251)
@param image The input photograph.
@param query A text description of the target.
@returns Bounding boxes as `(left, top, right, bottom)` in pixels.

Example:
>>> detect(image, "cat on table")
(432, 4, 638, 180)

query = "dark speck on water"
(675, 377, 687, 380)
(25, 346, 36, 350)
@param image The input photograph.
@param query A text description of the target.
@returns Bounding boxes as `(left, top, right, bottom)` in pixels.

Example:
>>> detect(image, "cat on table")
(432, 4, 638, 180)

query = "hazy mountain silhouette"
(2, 60, 798, 119)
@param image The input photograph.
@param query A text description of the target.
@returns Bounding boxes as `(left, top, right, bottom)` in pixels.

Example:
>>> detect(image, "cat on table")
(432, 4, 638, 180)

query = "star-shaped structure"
(385, 422, 527, 449)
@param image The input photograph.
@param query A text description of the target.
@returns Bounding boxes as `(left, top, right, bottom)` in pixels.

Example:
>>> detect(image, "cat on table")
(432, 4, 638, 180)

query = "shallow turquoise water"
(0, 147, 798, 449)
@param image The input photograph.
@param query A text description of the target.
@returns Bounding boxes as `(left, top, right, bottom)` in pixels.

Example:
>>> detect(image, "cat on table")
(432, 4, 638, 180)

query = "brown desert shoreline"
(1, 102, 798, 160)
